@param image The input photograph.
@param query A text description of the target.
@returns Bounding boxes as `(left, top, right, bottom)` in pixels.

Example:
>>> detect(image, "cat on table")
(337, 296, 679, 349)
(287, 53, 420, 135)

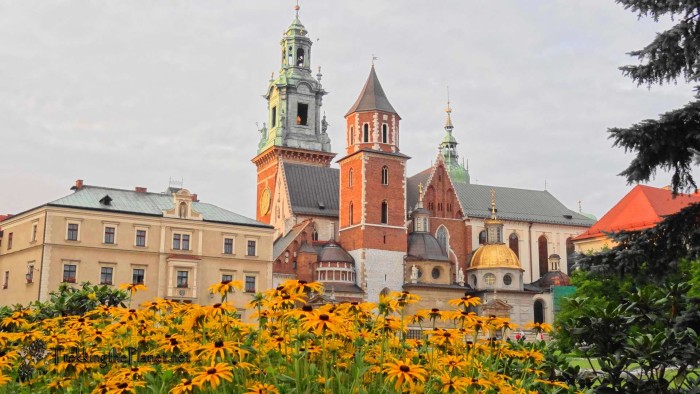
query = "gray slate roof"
(345, 66, 398, 116)
(407, 171, 595, 227)
(272, 220, 312, 260)
(283, 162, 339, 217)
(48, 185, 267, 228)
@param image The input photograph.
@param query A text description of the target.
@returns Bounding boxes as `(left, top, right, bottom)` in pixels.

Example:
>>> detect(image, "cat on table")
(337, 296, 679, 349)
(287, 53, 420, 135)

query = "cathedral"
(251, 6, 595, 325)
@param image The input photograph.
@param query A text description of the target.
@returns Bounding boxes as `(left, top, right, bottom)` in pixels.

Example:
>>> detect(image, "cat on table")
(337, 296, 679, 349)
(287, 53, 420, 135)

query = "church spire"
(484, 189, 504, 244)
(438, 95, 470, 184)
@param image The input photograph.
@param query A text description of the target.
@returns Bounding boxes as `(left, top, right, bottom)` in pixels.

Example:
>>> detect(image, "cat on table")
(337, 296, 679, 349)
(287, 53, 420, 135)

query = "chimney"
(71, 179, 84, 191)
(135, 187, 147, 193)
(191, 193, 199, 202)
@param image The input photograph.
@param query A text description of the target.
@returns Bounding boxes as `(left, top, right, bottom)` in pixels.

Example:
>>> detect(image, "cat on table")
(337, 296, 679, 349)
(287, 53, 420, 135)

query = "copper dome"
(407, 233, 449, 261)
(318, 242, 354, 263)
(469, 244, 522, 270)
(539, 271, 570, 287)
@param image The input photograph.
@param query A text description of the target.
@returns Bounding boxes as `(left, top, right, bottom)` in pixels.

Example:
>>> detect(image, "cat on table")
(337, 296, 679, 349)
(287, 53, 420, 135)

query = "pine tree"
(610, 0, 700, 193)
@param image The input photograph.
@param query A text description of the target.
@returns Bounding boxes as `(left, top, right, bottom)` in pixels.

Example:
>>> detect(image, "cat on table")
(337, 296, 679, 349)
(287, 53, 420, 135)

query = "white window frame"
(134, 227, 148, 248)
(65, 219, 82, 242)
(172, 231, 193, 251)
(26, 261, 35, 284)
(99, 263, 116, 286)
(2, 271, 8, 289)
(222, 235, 236, 255)
(243, 273, 258, 293)
(102, 222, 119, 245)
(245, 238, 258, 257)
(131, 265, 146, 285)
(62, 261, 79, 283)
(30, 220, 39, 243)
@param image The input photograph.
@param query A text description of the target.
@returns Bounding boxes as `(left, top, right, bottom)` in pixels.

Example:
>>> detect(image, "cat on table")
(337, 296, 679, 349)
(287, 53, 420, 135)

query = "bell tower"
(252, 4, 335, 223)
(338, 65, 409, 301)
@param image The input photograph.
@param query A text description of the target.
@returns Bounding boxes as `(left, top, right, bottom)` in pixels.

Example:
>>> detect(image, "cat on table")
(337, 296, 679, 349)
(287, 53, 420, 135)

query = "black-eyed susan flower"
(170, 378, 195, 394)
(191, 362, 233, 390)
(382, 359, 427, 391)
(244, 382, 280, 394)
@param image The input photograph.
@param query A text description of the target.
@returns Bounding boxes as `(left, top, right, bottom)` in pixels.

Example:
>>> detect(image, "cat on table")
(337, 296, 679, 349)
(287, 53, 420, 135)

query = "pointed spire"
(490, 189, 497, 220)
(345, 65, 398, 116)
(445, 87, 454, 130)
(418, 183, 424, 203)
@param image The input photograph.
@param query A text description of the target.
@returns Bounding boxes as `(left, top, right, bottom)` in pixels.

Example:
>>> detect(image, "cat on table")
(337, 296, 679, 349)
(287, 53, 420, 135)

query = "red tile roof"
(0, 215, 11, 223)
(573, 185, 700, 241)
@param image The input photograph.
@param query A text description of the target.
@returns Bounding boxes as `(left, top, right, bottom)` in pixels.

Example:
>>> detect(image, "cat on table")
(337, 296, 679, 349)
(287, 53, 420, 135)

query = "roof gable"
(574, 185, 700, 240)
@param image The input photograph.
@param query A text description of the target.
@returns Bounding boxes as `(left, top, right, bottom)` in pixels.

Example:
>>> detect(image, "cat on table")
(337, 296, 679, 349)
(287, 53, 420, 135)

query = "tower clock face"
(259, 188, 271, 216)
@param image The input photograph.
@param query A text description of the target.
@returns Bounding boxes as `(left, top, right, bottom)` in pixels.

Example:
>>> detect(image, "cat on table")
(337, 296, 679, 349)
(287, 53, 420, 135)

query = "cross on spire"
(371, 54, 378, 66)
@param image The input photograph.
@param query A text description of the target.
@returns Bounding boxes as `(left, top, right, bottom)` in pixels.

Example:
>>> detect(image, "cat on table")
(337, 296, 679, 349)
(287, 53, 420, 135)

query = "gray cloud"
(0, 0, 697, 219)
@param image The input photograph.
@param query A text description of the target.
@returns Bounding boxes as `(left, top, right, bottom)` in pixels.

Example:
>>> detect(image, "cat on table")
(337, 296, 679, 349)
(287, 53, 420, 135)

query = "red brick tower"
(338, 65, 409, 301)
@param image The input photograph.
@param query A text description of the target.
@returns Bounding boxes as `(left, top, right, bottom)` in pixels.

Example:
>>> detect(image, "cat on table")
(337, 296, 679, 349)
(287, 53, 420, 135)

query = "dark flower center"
(207, 368, 217, 375)
(282, 294, 291, 300)
(214, 340, 224, 348)
(213, 303, 222, 308)
(302, 305, 313, 312)
(399, 365, 410, 372)
(129, 309, 136, 313)
(431, 308, 439, 312)
(118, 383, 128, 389)
(221, 280, 231, 285)
(319, 314, 330, 321)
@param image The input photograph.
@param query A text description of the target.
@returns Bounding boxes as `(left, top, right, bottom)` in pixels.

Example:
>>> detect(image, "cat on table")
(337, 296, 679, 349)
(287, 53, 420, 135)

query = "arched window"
(534, 300, 545, 324)
(349, 168, 353, 187)
(363, 124, 369, 142)
(311, 229, 318, 241)
(179, 202, 187, 218)
(382, 124, 388, 143)
(287, 46, 293, 66)
(436, 226, 448, 253)
(509, 233, 519, 258)
(381, 166, 388, 185)
(380, 201, 388, 224)
(538, 235, 549, 277)
(296, 48, 305, 67)
(349, 202, 354, 225)
(350, 126, 354, 144)
(471, 275, 477, 287)
(478, 230, 486, 245)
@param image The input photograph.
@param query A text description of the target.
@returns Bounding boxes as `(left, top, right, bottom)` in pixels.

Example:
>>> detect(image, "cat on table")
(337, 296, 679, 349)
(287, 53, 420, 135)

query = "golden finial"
(490, 189, 497, 219)
(418, 183, 424, 202)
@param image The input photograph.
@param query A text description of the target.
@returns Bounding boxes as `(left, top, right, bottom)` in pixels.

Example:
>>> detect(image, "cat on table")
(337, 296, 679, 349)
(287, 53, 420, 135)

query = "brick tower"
(251, 4, 335, 223)
(338, 65, 409, 301)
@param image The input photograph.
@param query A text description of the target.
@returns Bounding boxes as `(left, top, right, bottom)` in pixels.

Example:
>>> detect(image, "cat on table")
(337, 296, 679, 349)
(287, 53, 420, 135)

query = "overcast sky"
(0, 0, 697, 220)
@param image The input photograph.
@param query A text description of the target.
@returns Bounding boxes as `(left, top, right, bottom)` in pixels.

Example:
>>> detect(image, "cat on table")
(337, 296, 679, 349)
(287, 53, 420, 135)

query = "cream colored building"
(0, 180, 274, 320)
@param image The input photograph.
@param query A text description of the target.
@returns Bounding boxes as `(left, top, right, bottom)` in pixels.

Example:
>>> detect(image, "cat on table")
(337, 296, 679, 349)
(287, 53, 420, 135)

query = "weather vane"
(371, 54, 378, 66)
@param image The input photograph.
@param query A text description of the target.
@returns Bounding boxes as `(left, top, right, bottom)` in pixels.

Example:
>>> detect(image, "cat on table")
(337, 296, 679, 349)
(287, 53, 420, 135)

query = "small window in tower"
(479, 230, 487, 245)
(381, 201, 388, 224)
(296, 48, 305, 67)
(297, 103, 308, 126)
(349, 202, 354, 225)
(288, 46, 293, 66)
(382, 124, 388, 143)
(271, 106, 277, 127)
(363, 124, 369, 142)
(350, 126, 354, 144)
(349, 168, 353, 187)
(381, 166, 388, 185)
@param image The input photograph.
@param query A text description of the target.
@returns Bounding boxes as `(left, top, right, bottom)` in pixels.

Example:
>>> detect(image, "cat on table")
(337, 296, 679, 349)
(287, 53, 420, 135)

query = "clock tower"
(252, 4, 336, 223)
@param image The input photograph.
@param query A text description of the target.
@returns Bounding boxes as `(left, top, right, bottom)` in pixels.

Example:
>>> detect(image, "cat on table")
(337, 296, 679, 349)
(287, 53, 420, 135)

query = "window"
(287, 46, 293, 66)
(31, 224, 38, 242)
(67, 223, 79, 241)
(104, 227, 115, 244)
(503, 274, 513, 286)
(222, 274, 233, 282)
(297, 103, 308, 125)
(7, 233, 12, 250)
(2, 271, 8, 289)
(484, 273, 496, 286)
(478, 230, 486, 245)
(100, 267, 113, 285)
(296, 48, 305, 67)
(245, 275, 256, 292)
(432, 267, 441, 279)
(350, 126, 354, 144)
(471, 275, 477, 287)
(381, 166, 388, 185)
(177, 271, 189, 288)
(382, 124, 388, 143)
(135, 230, 146, 247)
(311, 230, 318, 241)
(380, 201, 388, 224)
(349, 168, 353, 187)
(271, 106, 277, 127)
(509, 233, 519, 258)
(26, 265, 34, 283)
(247, 240, 257, 256)
(63, 264, 77, 283)
(436, 227, 448, 253)
(223, 238, 234, 254)
(173, 233, 190, 250)
(132, 269, 145, 285)
(538, 235, 549, 276)
(349, 202, 354, 225)
(363, 124, 369, 142)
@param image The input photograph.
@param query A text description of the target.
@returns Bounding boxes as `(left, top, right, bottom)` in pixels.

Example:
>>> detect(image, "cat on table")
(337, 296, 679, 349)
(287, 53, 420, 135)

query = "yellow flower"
(382, 359, 427, 391)
(437, 374, 469, 393)
(208, 280, 243, 297)
(245, 382, 280, 394)
(119, 283, 147, 294)
(204, 302, 237, 319)
(170, 378, 195, 394)
(191, 362, 233, 390)
(301, 310, 342, 334)
(447, 295, 481, 309)
(87, 292, 97, 300)
(196, 339, 237, 361)
(0, 373, 11, 386)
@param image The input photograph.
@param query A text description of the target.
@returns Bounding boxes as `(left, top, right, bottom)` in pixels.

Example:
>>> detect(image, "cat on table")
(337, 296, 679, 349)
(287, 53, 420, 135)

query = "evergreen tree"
(610, 0, 700, 194)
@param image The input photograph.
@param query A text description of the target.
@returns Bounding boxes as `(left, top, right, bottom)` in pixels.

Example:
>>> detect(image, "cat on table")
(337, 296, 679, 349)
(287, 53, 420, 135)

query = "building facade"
(0, 181, 274, 320)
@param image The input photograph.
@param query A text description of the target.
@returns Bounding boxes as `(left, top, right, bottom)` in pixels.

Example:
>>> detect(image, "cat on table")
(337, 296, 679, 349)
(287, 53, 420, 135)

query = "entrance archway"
(534, 299, 545, 323)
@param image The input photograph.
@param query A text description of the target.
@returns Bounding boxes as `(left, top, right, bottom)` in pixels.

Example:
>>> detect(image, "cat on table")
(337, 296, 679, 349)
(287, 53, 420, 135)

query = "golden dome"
(469, 244, 522, 270)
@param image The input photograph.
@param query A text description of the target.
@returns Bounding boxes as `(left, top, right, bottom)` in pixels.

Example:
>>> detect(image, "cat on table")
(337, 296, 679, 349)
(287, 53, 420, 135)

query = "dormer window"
(99, 195, 112, 206)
